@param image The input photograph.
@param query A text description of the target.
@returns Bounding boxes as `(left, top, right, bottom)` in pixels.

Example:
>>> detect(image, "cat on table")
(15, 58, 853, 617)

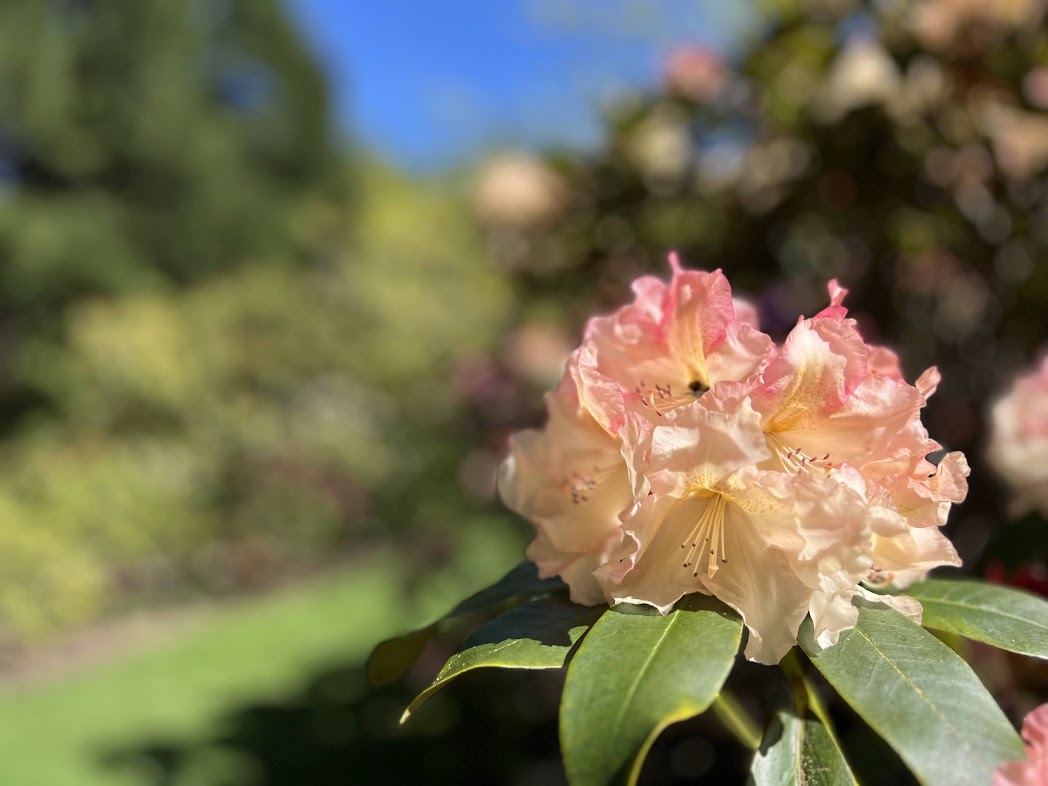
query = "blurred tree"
(0, 0, 340, 336)
(0, 160, 517, 642)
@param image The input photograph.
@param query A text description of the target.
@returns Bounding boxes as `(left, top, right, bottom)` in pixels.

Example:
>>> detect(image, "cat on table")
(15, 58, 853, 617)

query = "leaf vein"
(853, 627, 985, 765)
(922, 597, 1048, 633)
(793, 715, 806, 786)
(609, 613, 678, 747)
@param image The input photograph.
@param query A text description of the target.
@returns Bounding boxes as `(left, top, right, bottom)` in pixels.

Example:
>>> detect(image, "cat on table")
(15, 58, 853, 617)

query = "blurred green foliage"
(0, 0, 336, 311)
(0, 160, 514, 641)
(0, 0, 520, 642)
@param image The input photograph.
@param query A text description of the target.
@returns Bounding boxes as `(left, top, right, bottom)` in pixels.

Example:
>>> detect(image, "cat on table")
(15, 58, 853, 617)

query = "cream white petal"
(646, 399, 770, 496)
(868, 524, 961, 589)
(526, 531, 610, 606)
(699, 511, 814, 664)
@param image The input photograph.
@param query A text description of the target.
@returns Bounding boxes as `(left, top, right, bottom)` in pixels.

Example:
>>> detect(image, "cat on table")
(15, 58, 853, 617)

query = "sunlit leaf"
(401, 596, 601, 721)
(561, 595, 743, 786)
(907, 578, 1048, 658)
(367, 560, 565, 685)
(801, 605, 1024, 786)
(750, 711, 857, 786)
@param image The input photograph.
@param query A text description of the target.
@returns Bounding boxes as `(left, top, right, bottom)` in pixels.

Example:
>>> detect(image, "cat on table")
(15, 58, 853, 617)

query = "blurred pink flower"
(981, 103, 1048, 181)
(911, 0, 1047, 50)
(472, 153, 567, 228)
(504, 322, 575, 388)
(662, 45, 726, 103)
(1023, 66, 1048, 110)
(994, 703, 1048, 786)
(989, 355, 1048, 517)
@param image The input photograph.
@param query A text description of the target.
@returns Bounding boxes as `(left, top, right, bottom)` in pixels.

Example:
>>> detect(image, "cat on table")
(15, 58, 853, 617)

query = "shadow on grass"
(97, 652, 919, 786)
(98, 652, 755, 786)
(99, 659, 568, 786)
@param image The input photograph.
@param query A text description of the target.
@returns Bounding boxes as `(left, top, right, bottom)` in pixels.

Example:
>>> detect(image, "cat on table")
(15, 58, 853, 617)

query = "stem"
(779, 649, 809, 717)
(712, 691, 762, 751)
(781, 648, 842, 748)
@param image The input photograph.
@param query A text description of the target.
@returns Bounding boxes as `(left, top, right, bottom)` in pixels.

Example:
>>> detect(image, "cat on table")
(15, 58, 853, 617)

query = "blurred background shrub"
(0, 0, 523, 643)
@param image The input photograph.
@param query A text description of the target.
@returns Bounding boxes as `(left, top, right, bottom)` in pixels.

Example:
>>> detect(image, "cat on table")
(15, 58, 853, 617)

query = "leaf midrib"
(793, 715, 806, 786)
(852, 627, 984, 767)
(608, 613, 679, 748)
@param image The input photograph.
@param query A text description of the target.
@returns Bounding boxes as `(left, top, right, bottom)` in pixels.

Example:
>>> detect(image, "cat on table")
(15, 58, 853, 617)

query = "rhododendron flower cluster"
(988, 354, 1048, 518)
(499, 256, 968, 664)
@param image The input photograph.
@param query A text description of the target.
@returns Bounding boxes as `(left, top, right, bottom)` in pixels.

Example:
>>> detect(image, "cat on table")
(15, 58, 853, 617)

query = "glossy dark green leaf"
(367, 625, 439, 687)
(367, 560, 565, 685)
(401, 596, 601, 721)
(561, 595, 743, 786)
(449, 560, 566, 617)
(907, 578, 1048, 658)
(750, 711, 857, 786)
(801, 606, 1023, 786)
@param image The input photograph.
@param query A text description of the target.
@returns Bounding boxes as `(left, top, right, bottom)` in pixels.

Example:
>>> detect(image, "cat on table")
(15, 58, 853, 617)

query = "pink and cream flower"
(595, 399, 873, 664)
(497, 356, 647, 605)
(744, 282, 965, 590)
(576, 253, 772, 431)
(499, 257, 968, 664)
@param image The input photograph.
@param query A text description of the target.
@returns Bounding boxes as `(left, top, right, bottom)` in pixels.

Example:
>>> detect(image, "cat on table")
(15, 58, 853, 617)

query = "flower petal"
(868, 524, 961, 588)
(646, 399, 770, 496)
(498, 368, 639, 557)
(755, 316, 868, 434)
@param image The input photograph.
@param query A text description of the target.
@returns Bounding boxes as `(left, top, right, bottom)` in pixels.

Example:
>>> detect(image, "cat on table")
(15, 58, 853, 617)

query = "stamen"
(558, 464, 616, 505)
(632, 379, 699, 416)
(865, 566, 896, 587)
(768, 434, 835, 476)
(679, 495, 728, 579)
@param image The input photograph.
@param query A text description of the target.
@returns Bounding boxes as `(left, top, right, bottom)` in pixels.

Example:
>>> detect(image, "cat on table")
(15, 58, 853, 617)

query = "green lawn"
(0, 528, 523, 786)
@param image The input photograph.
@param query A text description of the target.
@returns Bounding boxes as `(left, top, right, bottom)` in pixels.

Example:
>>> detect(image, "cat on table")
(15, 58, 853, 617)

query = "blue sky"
(290, 1, 756, 170)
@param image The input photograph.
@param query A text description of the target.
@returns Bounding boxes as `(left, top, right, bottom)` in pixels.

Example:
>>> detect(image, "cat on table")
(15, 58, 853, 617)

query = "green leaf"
(907, 578, 1048, 658)
(401, 596, 601, 721)
(560, 595, 743, 786)
(801, 605, 1024, 786)
(750, 711, 857, 786)
(449, 559, 566, 617)
(367, 561, 565, 685)
(367, 625, 439, 687)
